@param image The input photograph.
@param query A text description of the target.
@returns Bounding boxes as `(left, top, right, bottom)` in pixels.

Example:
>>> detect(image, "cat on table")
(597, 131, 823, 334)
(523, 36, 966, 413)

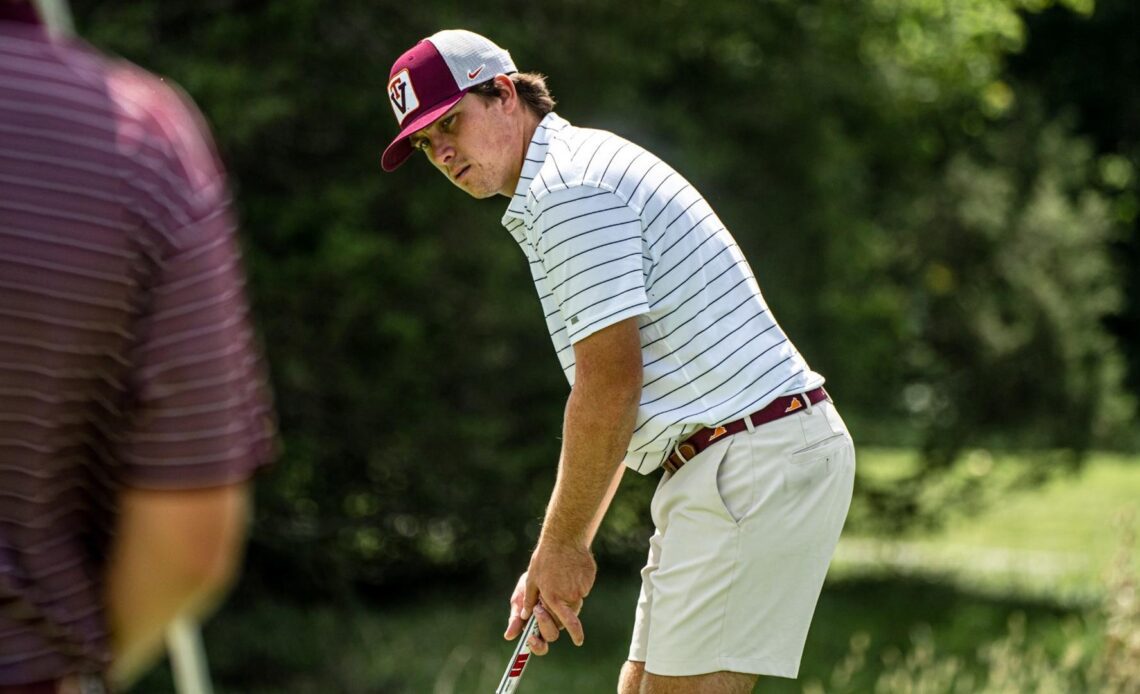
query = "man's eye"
(413, 139, 429, 152)
(441, 116, 456, 131)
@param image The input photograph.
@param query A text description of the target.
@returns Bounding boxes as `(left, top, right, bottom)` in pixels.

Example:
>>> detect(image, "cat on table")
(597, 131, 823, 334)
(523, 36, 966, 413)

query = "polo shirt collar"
(502, 111, 570, 224)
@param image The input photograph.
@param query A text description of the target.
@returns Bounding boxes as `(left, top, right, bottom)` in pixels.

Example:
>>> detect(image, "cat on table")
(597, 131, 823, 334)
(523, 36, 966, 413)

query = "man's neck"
(502, 109, 543, 197)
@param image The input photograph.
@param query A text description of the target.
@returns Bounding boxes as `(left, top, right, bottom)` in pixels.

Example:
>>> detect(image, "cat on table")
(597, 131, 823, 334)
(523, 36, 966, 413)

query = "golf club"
(495, 613, 539, 694)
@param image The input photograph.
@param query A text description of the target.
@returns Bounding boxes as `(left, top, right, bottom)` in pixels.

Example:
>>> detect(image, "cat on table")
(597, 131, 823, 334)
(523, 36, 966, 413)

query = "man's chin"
(462, 185, 498, 200)
(451, 178, 480, 198)
(448, 174, 500, 199)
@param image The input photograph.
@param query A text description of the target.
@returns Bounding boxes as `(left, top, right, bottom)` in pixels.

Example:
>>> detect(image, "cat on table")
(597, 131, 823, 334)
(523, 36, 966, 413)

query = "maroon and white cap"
(381, 29, 517, 172)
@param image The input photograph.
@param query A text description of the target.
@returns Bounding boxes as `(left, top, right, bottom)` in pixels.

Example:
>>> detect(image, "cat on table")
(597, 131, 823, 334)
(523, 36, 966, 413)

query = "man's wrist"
(536, 529, 591, 554)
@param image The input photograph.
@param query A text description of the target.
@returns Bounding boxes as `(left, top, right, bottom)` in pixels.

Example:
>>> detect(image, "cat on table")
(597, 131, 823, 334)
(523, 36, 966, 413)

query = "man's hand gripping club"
(503, 540, 596, 654)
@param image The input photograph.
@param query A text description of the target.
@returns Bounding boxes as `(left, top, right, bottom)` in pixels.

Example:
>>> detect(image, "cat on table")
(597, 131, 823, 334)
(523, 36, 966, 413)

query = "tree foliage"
(1010, 0, 1140, 400)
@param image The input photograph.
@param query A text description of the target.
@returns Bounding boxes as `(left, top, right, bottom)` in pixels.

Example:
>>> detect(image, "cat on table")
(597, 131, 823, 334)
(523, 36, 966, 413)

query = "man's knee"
(640, 669, 758, 694)
(618, 660, 646, 694)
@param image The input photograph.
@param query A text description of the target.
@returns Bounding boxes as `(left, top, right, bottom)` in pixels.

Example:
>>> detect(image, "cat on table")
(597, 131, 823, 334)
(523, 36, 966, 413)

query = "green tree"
(1010, 0, 1140, 401)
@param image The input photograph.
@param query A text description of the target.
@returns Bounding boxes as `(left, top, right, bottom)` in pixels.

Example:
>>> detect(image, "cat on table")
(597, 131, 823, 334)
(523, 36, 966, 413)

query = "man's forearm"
(515, 318, 643, 642)
(104, 485, 249, 687)
(587, 462, 626, 544)
(105, 565, 225, 687)
(539, 367, 640, 550)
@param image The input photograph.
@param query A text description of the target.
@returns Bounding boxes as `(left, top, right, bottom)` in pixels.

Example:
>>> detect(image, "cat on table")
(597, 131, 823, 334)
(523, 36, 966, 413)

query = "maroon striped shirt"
(0, 10, 275, 683)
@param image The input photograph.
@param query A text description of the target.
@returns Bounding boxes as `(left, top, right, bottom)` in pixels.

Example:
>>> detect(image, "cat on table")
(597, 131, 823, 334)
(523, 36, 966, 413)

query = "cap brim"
(381, 92, 466, 172)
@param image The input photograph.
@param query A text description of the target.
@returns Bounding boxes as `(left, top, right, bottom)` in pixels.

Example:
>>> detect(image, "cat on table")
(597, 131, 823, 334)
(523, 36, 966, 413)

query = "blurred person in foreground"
(381, 30, 856, 694)
(0, 2, 276, 692)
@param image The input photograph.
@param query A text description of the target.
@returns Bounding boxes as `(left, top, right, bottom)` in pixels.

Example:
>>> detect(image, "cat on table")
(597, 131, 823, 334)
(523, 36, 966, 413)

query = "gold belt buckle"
(664, 441, 698, 474)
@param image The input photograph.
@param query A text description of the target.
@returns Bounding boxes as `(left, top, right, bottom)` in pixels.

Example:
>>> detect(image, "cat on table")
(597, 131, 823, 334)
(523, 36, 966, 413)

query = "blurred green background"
(63, 0, 1139, 691)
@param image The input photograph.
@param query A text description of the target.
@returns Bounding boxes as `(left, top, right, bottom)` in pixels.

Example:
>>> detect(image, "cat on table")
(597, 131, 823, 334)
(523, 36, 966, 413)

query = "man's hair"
(470, 72, 556, 117)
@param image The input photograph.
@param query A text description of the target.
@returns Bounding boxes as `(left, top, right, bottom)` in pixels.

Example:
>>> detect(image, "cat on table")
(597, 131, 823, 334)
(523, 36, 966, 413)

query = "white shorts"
(627, 399, 855, 678)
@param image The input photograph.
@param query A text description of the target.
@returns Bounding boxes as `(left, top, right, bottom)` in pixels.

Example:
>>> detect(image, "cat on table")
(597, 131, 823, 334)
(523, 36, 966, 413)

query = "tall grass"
(1100, 512, 1140, 693)
(807, 512, 1139, 694)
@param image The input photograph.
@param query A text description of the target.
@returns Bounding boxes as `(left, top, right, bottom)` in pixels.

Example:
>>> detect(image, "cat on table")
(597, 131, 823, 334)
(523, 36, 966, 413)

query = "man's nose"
(430, 140, 454, 167)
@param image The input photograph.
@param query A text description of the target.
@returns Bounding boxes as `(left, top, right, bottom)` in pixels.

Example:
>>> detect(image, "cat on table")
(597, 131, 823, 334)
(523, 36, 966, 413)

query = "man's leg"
(618, 660, 644, 694)
(643, 672, 758, 694)
(619, 661, 758, 694)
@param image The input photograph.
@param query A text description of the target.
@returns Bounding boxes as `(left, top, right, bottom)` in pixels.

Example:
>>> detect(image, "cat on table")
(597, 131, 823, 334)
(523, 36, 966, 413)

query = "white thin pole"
(167, 617, 216, 694)
(31, 0, 74, 36)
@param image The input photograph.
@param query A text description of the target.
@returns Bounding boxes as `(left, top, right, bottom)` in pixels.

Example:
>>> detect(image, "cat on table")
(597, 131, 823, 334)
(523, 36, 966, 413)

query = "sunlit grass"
(835, 450, 1140, 604)
(935, 452, 1140, 556)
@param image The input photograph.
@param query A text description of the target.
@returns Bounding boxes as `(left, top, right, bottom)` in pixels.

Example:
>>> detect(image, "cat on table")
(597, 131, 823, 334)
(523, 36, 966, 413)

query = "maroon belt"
(662, 387, 831, 474)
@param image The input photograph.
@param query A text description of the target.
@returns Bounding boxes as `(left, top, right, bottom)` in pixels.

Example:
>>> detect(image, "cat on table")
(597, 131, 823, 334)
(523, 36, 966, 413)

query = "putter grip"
(495, 613, 539, 694)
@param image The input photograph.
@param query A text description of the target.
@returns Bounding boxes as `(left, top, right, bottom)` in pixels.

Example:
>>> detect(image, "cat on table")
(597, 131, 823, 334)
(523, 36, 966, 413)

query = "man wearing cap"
(382, 29, 856, 694)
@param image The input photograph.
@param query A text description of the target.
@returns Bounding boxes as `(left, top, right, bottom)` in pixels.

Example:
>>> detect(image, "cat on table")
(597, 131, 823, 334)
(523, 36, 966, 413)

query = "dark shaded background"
(66, 0, 1139, 596)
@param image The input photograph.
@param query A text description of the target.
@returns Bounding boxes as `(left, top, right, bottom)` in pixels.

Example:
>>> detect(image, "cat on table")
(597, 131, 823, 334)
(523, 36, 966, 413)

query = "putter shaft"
(495, 613, 539, 694)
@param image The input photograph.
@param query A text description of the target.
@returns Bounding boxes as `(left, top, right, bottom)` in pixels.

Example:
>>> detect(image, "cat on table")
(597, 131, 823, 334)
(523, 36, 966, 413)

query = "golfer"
(381, 29, 855, 694)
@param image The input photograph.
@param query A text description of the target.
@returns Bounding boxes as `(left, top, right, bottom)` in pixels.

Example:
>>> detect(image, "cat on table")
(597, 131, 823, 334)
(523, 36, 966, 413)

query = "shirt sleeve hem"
(566, 301, 650, 344)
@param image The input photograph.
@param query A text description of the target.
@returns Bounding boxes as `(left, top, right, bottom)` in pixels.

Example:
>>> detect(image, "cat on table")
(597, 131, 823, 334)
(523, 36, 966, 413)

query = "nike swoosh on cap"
(467, 65, 485, 80)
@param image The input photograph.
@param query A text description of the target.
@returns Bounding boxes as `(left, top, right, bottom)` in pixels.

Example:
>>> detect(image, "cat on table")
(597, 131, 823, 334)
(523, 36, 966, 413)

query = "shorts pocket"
(651, 439, 733, 529)
(785, 434, 849, 492)
(713, 437, 754, 524)
(791, 432, 847, 457)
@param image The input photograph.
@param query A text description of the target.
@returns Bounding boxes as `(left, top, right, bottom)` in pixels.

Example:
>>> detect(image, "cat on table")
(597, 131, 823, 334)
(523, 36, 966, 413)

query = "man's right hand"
(503, 571, 564, 656)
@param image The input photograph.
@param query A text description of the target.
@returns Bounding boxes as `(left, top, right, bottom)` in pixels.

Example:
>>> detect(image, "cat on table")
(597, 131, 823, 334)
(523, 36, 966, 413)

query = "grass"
(855, 450, 1140, 556)
(152, 575, 1091, 693)
(132, 449, 1139, 693)
(834, 450, 1140, 604)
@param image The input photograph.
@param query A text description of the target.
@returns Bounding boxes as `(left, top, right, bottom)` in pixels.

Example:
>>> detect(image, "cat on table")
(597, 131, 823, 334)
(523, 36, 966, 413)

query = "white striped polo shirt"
(501, 113, 823, 474)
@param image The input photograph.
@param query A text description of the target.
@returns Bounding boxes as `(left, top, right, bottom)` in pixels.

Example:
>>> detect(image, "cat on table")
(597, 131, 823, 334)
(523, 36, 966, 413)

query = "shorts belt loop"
(743, 413, 756, 433)
(802, 391, 814, 414)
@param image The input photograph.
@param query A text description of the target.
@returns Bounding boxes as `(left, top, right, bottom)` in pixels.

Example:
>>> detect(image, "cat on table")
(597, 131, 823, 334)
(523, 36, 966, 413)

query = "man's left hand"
(523, 539, 596, 647)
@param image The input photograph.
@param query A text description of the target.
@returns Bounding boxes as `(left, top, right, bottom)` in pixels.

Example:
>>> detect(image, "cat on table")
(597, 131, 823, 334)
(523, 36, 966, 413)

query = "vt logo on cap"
(388, 69, 419, 125)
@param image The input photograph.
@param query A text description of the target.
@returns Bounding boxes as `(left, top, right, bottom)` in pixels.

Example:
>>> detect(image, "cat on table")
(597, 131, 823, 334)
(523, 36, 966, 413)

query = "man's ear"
(494, 74, 518, 112)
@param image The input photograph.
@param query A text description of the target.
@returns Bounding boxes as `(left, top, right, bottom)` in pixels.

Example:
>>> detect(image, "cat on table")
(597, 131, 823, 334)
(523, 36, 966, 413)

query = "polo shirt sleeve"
(531, 187, 650, 344)
(109, 65, 277, 489)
